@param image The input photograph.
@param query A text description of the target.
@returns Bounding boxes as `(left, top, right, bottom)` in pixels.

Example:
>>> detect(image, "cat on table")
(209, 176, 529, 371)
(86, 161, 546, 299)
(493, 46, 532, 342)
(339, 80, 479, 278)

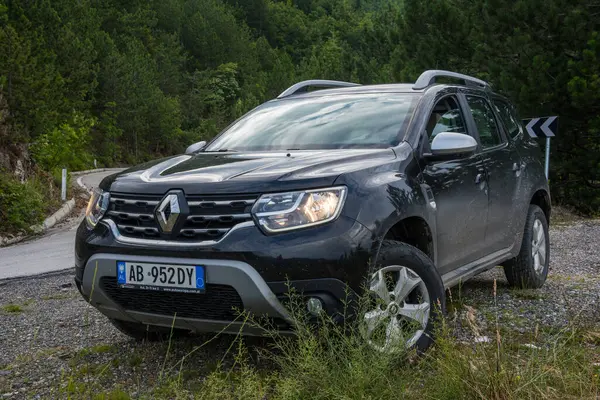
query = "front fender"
(336, 167, 438, 266)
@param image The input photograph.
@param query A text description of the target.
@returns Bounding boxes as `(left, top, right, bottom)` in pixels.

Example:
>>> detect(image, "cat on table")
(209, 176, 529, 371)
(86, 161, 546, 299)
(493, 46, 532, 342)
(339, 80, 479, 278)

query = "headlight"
(85, 188, 110, 229)
(252, 186, 347, 233)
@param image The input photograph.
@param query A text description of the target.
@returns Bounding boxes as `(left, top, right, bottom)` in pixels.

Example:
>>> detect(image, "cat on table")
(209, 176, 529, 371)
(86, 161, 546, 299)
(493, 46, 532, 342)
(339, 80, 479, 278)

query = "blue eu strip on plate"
(195, 265, 205, 289)
(117, 261, 127, 285)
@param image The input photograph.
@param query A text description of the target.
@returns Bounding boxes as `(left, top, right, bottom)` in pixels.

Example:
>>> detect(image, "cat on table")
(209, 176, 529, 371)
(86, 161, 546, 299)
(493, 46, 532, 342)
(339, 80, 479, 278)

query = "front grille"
(106, 192, 257, 242)
(100, 277, 244, 321)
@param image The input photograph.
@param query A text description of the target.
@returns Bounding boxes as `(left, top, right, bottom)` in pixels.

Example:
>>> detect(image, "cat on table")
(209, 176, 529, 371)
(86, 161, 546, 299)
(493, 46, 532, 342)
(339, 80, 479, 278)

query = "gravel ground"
(452, 219, 600, 338)
(1, 219, 599, 398)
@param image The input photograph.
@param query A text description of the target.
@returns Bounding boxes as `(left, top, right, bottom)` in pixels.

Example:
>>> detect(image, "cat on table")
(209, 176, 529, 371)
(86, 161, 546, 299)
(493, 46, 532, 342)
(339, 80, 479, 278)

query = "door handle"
(475, 173, 484, 184)
(475, 167, 487, 185)
(513, 162, 525, 176)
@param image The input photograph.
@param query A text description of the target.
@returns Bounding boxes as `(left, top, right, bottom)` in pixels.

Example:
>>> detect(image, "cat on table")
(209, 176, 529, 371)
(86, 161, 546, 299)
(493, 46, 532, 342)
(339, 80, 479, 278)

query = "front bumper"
(75, 215, 376, 333)
(78, 254, 293, 334)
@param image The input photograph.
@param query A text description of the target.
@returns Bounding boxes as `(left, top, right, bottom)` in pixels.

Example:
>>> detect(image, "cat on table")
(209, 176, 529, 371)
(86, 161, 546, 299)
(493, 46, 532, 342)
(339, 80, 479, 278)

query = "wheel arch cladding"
(383, 216, 434, 263)
(530, 189, 551, 224)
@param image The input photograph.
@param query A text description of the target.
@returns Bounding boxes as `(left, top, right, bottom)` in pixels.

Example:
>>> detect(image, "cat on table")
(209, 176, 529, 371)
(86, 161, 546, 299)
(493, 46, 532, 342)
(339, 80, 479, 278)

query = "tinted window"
(426, 96, 467, 143)
(466, 96, 503, 148)
(205, 94, 419, 151)
(493, 100, 523, 139)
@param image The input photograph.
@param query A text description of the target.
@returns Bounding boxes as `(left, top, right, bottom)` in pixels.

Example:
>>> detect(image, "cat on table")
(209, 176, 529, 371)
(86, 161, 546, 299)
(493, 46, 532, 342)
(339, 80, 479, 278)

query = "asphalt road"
(0, 169, 123, 280)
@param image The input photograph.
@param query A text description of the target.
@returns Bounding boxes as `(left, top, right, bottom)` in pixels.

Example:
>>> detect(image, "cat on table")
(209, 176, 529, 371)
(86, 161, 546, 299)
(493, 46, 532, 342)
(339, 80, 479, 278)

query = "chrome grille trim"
(102, 219, 255, 247)
(110, 197, 160, 206)
(185, 214, 251, 222)
(107, 211, 155, 221)
(187, 199, 255, 207)
(180, 228, 229, 235)
(117, 224, 159, 235)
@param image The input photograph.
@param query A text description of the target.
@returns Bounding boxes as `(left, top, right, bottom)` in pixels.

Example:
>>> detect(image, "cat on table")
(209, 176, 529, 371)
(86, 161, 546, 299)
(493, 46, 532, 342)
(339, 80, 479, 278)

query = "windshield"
(205, 93, 419, 151)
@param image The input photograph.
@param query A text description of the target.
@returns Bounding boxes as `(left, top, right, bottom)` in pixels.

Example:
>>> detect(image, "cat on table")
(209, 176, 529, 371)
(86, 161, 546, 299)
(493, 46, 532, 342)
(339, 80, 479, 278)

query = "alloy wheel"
(364, 265, 430, 352)
(531, 219, 547, 274)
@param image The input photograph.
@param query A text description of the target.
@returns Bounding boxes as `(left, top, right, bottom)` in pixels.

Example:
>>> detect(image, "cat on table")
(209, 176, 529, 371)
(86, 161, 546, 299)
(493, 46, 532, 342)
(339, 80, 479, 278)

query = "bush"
(31, 113, 94, 172)
(0, 172, 46, 234)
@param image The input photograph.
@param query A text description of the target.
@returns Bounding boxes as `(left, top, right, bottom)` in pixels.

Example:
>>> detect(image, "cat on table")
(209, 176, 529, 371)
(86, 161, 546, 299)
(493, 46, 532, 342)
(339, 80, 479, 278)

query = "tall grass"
(59, 286, 599, 399)
(188, 289, 599, 400)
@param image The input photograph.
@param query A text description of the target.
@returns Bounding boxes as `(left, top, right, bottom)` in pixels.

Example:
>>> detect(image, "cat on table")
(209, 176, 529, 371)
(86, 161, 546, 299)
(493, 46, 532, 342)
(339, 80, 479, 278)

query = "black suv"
(75, 70, 551, 352)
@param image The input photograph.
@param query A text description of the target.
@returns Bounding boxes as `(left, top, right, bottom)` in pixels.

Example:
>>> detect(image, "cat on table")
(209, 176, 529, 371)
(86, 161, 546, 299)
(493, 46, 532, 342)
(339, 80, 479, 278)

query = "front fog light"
(252, 186, 347, 233)
(306, 297, 324, 316)
(85, 188, 110, 229)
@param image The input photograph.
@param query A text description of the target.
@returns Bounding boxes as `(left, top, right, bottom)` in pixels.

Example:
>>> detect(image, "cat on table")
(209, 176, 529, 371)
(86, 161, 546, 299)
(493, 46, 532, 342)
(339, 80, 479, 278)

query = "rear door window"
(493, 99, 523, 139)
(465, 96, 504, 149)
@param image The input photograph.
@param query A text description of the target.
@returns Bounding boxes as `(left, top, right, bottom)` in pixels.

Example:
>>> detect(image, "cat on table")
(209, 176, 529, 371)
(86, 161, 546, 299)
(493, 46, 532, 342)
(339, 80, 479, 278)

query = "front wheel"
(503, 205, 550, 289)
(364, 240, 446, 353)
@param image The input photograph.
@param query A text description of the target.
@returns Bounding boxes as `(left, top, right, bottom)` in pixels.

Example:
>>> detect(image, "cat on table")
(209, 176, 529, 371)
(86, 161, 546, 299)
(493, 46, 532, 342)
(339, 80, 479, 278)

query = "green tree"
(0, 0, 598, 214)
(31, 113, 94, 172)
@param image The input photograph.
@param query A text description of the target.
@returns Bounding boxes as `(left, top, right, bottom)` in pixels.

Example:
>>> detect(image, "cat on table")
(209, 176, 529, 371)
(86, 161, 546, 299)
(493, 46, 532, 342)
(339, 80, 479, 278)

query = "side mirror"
(430, 132, 477, 157)
(185, 141, 206, 154)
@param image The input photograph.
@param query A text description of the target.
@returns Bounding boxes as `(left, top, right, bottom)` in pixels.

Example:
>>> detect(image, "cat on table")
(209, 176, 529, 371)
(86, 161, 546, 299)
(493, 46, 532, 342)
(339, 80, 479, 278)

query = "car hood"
(101, 148, 399, 194)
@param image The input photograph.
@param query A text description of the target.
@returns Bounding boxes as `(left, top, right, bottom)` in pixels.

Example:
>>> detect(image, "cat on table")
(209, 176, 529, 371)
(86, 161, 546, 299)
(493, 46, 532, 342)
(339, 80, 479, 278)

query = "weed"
(127, 352, 143, 368)
(446, 285, 466, 314)
(63, 377, 88, 396)
(583, 329, 600, 346)
(41, 293, 74, 301)
(77, 344, 116, 357)
(2, 304, 23, 313)
(93, 389, 131, 400)
(510, 288, 546, 300)
(92, 344, 115, 354)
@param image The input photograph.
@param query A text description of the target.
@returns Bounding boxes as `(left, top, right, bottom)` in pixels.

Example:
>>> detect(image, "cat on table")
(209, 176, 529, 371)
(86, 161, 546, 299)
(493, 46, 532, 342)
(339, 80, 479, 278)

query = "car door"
(420, 94, 489, 275)
(464, 95, 523, 253)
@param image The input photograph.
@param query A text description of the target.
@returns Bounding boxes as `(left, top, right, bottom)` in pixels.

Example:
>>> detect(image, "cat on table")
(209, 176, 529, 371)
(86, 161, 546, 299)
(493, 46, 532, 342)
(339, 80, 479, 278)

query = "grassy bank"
(0, 170, 63, 235)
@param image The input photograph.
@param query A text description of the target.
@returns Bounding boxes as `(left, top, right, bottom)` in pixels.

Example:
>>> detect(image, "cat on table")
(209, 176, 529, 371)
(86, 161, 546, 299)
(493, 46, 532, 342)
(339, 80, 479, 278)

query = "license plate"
(116, 261, 205, 293)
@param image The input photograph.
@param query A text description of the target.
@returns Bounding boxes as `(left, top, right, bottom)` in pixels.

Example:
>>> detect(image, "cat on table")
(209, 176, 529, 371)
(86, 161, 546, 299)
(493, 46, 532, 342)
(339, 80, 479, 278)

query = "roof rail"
(413, 70, 490, 90)
(277, 79, 361, 99)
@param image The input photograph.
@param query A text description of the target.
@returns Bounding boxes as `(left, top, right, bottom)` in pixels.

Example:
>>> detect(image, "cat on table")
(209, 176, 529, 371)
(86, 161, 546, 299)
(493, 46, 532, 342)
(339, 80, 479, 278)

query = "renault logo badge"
(156, 194, 181, 233)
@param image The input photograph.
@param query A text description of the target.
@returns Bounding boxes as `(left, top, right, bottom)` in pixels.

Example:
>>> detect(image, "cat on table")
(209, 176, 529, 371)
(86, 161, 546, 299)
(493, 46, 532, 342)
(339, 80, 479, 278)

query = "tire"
(365, 240, 446, 353)
(110, 318, 189, 341)
(503, 205, 549, 289)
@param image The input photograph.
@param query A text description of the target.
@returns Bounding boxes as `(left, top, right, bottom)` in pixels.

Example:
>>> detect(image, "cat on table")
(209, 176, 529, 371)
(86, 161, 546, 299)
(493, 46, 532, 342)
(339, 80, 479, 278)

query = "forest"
(0, 0, 599, 232)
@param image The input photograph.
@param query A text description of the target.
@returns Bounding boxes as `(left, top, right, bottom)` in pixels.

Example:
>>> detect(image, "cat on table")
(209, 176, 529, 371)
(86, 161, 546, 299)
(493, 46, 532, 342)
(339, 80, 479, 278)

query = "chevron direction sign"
(522, 116, 558, 179)
(523, 116, 558, 138)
